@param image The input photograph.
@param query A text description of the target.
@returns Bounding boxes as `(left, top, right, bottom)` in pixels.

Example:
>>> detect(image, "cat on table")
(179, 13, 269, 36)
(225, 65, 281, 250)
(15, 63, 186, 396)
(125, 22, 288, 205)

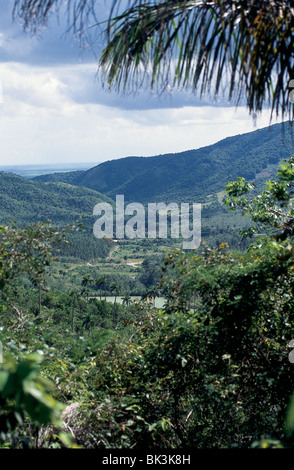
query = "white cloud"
(0, 61, 283, 167)
(0, 63, 78, 116)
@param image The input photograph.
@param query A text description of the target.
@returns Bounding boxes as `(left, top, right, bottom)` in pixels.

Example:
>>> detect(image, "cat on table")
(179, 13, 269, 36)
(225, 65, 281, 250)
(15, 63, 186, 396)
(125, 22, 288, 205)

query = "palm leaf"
(13, 0, 294, 118)
(100, 0, 294, 119)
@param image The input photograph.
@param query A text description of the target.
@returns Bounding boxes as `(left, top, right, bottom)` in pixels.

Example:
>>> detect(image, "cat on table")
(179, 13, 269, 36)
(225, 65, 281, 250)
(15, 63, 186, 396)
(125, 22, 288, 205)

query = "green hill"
(0, 172, 114, 260)
(6, 121, 294, 253)
(34, 121, 294, 204)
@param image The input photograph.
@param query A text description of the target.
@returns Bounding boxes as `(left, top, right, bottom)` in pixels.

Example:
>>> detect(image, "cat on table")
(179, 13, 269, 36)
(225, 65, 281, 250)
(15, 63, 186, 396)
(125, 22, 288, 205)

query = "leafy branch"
(224, 155, 294, 239)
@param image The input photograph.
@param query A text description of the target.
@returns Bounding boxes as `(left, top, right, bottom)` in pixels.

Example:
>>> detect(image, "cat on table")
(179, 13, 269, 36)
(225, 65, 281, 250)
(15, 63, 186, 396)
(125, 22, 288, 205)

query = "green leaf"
(0, 371, 9, 392)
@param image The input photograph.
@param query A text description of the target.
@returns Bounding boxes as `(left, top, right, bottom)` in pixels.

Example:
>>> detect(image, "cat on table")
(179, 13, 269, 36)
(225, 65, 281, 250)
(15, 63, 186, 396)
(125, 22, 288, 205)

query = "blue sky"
(0, 1, 282, 166)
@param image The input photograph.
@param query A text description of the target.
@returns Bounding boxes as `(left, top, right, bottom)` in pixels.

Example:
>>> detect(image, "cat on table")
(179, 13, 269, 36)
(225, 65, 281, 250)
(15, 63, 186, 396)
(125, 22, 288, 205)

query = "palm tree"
(99, 0, 294, 120)
(103, 278, 110, 300)
(110, 282, 121, 303)
(96, 275, 106, 300)
(13, 1, 294, 119)
(81, 273, 94, 287)
(81, 274, 94, 301)
(69, 289, 77, 335)
(122, 294, 132, 306)
(31, 275, 48, 316)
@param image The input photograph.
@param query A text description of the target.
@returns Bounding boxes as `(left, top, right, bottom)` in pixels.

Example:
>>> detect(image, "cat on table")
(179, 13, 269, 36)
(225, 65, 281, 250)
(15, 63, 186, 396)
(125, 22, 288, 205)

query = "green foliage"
(0, 172, 112, 261)
(225, 155, 294, 239)
(3, 154, 294, 448)
(139, 256, 164, 288)
(0, 221, 73, 293)
(0, 221, 80, 447)
(0, 353, 64, 447)
(71, 155, 294, 448)
(157, 238, 294, 446)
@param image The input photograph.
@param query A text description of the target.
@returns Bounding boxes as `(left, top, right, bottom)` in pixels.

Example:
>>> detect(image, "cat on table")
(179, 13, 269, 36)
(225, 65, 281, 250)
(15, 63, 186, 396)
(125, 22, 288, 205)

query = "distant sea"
(0, 162, 96, 178)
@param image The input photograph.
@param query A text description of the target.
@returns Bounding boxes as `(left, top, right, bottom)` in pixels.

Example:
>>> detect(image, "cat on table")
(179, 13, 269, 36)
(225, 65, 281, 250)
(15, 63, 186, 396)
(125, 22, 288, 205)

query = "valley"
(0, 122, 292, 299)
(1, 0, 294, 453)
(1, 121, 294, 450)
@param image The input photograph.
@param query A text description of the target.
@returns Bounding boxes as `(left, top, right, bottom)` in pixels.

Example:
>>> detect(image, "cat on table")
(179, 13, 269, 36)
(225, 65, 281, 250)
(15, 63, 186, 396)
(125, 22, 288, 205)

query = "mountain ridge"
(33, 121, 294, 203)
(1, 121, 293, 255)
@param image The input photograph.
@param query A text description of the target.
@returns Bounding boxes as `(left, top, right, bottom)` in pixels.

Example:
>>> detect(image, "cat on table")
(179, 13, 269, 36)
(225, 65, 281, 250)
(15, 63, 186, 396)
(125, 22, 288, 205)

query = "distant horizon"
(0, 162, 97, 169)
(0, 119, 290, 178)
(0, 161, 98, 178)
(0, 3, 286, 172)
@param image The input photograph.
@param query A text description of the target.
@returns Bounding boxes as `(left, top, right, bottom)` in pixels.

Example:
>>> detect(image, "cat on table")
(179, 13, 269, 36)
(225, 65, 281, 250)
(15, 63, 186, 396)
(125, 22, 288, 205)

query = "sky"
(0, 0, 283, 167)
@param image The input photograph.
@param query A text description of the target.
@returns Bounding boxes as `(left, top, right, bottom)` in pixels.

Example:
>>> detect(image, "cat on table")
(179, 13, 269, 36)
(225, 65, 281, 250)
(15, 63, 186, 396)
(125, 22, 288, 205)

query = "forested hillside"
(31, 122, 294, 251)
(2, 0, 294, 456)
(2, 156, 294, 450)
(0, 172, 113, 260)
(34, 121, 293, 203)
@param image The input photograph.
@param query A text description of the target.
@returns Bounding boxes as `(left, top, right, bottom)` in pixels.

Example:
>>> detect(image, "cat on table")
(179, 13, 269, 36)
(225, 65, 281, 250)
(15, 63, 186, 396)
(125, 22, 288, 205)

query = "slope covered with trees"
(2, 0, 294, 453)
(0, 172, 113, 260)
(1, 156, 294, 449)
(34, 122, 294, 203)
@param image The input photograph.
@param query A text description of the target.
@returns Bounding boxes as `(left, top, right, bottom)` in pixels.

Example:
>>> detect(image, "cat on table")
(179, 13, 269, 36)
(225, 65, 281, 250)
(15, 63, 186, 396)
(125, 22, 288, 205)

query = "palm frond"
(99, 0, 294, 119)
(12, 0, 294, 118)
(13, 0, 97, 34)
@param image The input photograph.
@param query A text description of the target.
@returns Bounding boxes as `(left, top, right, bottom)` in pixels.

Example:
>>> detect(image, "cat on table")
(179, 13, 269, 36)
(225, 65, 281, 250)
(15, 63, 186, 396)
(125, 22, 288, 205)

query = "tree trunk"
(71, 294, 76, 335)
(38, 284, 41, 315)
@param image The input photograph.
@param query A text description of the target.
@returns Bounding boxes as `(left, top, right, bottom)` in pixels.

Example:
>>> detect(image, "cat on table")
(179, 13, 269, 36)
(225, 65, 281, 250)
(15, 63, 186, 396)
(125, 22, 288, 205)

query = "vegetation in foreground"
(1, 156, 294, 448)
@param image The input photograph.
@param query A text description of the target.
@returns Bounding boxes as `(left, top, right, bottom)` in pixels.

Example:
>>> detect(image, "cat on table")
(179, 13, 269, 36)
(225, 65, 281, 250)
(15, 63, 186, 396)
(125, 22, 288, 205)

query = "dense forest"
(1, 0, 293, 459)
(1, 154, 294, 450)
(0, 172, 114, 261)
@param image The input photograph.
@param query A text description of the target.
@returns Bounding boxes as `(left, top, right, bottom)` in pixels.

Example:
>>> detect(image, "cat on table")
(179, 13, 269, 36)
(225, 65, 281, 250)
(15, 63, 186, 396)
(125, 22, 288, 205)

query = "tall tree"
(13, 0, 294, 119)
(81, 274, 94, 301)
(110, 281, 122, 303)
(96, 275, 106, 300)
(122, 293, 132, 306)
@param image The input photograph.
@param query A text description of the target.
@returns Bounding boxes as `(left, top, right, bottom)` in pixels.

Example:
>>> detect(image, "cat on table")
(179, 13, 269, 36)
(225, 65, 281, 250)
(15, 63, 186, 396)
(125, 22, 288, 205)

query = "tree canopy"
(2, 158, 294, 448)
(12, 0, 294, 120)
